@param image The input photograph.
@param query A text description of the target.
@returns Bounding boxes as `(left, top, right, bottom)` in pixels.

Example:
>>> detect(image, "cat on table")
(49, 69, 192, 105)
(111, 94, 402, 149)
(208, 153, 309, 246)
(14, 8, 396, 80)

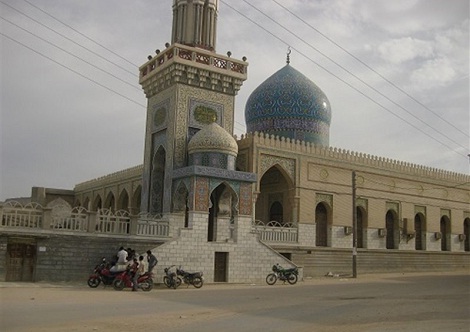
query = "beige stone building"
(1, 0, 468, 283)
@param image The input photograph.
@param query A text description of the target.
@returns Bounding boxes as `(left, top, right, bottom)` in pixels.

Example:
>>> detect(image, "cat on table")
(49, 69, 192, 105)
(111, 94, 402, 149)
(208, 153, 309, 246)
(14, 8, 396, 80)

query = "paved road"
(1, 272, 469, 332)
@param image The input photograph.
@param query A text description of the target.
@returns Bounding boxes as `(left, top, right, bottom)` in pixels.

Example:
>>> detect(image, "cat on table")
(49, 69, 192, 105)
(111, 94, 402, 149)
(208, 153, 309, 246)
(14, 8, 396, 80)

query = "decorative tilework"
(259, 154, 295, 185)
(151, 98, 170, 132)
(195, 177, 209, 211)
(239, 182, 252, 216)
(316, 193, 333, 207)
(245, 64, 331, 146)
(189, 98, 223, 128)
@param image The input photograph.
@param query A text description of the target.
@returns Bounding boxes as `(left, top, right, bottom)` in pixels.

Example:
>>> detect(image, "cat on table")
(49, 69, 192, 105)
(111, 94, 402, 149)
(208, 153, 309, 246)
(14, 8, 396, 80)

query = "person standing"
(146, 250, 158, 274)
(132, 255, 145, 291)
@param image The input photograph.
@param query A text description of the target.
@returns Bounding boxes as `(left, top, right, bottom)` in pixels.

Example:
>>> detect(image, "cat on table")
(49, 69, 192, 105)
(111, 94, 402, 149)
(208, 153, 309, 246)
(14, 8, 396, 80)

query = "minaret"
(172, 0, 218, 51)
(139, 0, 247, 214)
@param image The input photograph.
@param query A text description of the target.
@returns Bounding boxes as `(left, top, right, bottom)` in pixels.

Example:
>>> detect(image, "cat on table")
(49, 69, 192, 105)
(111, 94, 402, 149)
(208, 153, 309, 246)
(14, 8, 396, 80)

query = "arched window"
(315, 203, 328, 247)
(440, 216, 451, 251)
(414, 213, 426, 250)
(386, 210, 398, 249)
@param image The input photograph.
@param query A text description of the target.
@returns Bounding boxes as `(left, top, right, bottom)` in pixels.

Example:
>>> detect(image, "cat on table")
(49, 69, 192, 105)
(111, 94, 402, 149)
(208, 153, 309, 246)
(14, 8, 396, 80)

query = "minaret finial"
(286, 47, 291, 65)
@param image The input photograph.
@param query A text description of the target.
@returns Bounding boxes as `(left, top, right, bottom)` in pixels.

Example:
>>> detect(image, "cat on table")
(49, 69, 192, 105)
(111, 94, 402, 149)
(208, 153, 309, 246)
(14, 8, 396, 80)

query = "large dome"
(245, 64, 331, 146)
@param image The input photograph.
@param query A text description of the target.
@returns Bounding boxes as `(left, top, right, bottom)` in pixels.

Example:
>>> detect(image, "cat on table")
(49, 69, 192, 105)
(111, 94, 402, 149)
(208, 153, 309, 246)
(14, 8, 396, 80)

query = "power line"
(270, 0, 469, 139)
(236, 0, 468, 152)
(1, 16, 140, 91)
(0, 0, 137, 77)
(221, 0, 468, 160)
(0, 32, 146, 108)
(21, 0, 138, 69)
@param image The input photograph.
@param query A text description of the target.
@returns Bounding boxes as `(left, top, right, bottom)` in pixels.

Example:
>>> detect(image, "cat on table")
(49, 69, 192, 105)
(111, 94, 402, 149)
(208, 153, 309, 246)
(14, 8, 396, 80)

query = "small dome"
(188, 122, 238, 157)
(245, 64, 331, 146)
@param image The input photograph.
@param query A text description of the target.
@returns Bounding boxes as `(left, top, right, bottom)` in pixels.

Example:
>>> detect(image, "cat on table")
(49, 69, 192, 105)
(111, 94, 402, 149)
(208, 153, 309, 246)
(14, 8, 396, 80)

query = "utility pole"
(352, 170, 357, 278)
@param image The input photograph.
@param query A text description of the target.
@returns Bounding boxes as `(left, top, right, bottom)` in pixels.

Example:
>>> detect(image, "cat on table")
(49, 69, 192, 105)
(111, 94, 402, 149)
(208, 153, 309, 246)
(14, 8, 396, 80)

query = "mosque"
(1, 0, 469, 283)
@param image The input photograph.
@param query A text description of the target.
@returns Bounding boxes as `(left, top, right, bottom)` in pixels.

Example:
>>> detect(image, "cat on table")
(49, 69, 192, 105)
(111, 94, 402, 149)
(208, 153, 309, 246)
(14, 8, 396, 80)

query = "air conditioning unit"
(459, 234, 466, 242)
(344, 226, 353, 235)
(434, 232, 442, 240)
(378, 228, 387, 237)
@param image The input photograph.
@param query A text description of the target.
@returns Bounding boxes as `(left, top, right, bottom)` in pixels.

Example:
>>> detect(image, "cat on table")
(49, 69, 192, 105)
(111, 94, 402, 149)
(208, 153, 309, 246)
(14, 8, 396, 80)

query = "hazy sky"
(1, 0, 469, 201)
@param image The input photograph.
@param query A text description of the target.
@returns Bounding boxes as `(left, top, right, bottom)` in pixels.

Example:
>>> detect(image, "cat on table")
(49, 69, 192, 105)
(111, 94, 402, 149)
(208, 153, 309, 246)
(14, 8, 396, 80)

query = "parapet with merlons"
(236, 131, 469, 183)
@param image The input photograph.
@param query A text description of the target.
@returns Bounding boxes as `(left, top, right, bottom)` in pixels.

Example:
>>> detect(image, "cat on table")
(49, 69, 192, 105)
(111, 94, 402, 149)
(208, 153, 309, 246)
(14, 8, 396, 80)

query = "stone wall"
(0, 234, 163, 282)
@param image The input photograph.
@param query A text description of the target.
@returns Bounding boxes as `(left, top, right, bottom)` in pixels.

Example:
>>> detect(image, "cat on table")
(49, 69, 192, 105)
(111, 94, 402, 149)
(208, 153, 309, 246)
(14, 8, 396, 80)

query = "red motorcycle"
(87, 258, 120, 288)
(112, 267, 154, 291)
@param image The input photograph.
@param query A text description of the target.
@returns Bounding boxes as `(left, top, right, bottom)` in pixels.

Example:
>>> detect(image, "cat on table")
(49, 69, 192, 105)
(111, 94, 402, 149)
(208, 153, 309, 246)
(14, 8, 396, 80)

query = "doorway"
(214, 252, 228, 282)
(6, 242, 36, 281)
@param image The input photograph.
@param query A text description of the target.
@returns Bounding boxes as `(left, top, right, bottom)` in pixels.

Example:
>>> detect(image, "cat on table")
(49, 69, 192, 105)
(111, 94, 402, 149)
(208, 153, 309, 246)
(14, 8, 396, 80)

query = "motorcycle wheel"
(140, 278, 153, 292)
(266, 273, 277, 285)
(87, 277, 101, 288)
(113, 279, 125, 291)
(192, 276, 203, 288)
(175, 277, 182, 289)
(287, 273, 298, 285)
(163, 276, 172, 288)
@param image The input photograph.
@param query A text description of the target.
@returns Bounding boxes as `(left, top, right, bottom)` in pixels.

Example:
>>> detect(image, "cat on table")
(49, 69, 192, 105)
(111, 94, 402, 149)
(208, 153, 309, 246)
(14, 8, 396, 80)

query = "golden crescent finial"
(286, 46, 291, 64)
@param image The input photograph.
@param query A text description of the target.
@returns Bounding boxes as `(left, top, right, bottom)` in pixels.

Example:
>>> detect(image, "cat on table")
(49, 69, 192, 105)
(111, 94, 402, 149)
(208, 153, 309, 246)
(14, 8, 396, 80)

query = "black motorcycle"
(266, 263, 298, 285)
(87, 258, 119, 288)
(177, 266, 204, 288)
(163, 265, 182, 289)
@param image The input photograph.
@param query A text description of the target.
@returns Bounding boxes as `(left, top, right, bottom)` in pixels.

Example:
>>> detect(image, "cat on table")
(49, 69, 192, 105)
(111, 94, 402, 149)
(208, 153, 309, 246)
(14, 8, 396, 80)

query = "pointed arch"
(83, 197, 90, 211)
(92, 195, 102, 211)
(440, 216, 451, 251)
(150, 146, 166, 214)
(414, 213, 426, 250)
(356, 206, 367, 248)
(104, 192, 115, 212)
(131, 185, 142, 214)
(208, 182, 238, 242)
(315, 202, 332, 247)
(256, 164, 295, 224)
(117, 189, 130, 212)
(386, 210, 399, 249)
(464, 218, 470, 252)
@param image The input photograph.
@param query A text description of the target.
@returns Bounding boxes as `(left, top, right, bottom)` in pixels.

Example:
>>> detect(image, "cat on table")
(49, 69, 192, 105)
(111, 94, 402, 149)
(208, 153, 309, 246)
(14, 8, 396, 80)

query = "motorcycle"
(177, 266, 204, 288)
(163, 265, 182, 289)
(87, 258, 120, 288)
(266, 263, 298, 285)
(112, 266, 154, 291)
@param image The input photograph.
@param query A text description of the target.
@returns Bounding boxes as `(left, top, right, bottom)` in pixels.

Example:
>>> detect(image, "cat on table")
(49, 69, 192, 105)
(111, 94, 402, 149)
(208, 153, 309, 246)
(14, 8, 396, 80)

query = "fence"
(253, 220, 298, 243)
(0, 201, 170, 238)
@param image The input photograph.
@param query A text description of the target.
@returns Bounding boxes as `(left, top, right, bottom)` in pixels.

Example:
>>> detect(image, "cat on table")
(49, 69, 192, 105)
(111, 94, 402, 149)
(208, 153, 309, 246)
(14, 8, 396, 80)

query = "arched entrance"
(414, 213, 426, 250)
(386, 210, 398, 249)
(208, 183, 237, 242)
(464, 218, 470, 252)
(356, 206, 367, 248)
(256, 165, 294, 225)
(440, 216, 451, 251)
(315, 203, 328, 247)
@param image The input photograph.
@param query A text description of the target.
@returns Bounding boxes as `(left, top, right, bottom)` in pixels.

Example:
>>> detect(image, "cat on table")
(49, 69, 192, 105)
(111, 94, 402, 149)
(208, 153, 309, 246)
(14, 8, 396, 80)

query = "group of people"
(113, 246, 158, 291)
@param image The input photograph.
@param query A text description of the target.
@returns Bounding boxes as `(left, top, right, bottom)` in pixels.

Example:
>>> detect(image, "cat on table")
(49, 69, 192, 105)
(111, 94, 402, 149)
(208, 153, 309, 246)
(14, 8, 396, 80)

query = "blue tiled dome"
(245, 64, 331, 146)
